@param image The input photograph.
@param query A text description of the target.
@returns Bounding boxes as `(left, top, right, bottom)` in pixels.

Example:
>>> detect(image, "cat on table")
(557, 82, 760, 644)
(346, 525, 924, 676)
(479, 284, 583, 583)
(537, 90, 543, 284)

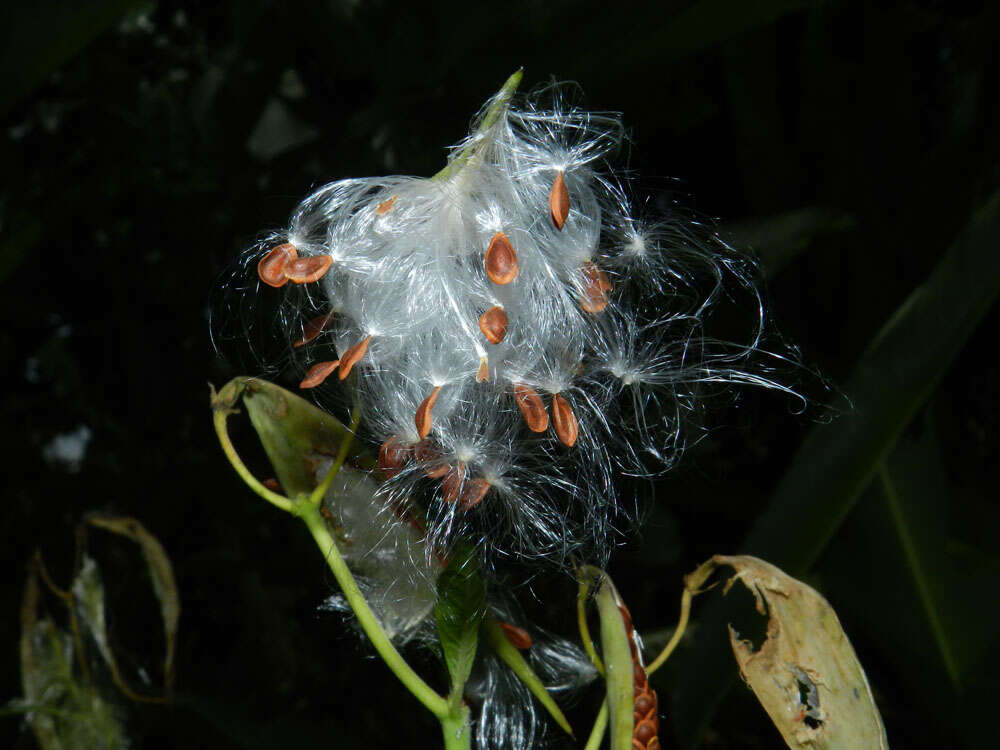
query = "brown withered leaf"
(687, 555, 888, 749)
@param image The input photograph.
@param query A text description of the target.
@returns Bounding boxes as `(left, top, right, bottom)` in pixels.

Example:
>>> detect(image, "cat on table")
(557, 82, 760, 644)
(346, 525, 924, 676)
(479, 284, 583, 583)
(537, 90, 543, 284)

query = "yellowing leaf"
(692, 555, 888, 749)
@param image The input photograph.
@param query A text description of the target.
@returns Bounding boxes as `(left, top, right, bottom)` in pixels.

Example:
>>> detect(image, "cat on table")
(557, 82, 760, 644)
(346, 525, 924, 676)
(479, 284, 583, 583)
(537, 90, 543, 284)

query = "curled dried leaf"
(514, 384, 549, 432)
(299, 360, 340, 389)
(689, 555, 889, 749)
(485, 231, 519, 285)
(551, 393, 578, 447)
(258, 243, 298, 287)
(478, 305, 509, 344)
(415, 385, 442, 438)
(549, 171, 570, 230)
(284, 255, 333, 284)
(337, 336, 371, 379)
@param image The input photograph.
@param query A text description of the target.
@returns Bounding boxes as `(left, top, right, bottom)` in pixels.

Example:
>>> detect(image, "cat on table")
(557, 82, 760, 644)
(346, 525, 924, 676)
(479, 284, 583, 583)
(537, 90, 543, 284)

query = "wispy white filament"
(223, 79, 808, 568)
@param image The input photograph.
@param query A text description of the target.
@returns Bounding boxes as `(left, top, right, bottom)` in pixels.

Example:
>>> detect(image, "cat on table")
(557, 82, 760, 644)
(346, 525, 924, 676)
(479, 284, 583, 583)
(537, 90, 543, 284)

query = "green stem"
(577, 567, 605, 676)
(440, 705, 472, 750)
(297, 502, 450, 718)
(878, 462, 962, 690)
(432, 70, 522, 182)
(213, 410, 292, 513)
(583, 702, 609, 750)
(309, 404, 362, 506)
(645, 585, 693, 676)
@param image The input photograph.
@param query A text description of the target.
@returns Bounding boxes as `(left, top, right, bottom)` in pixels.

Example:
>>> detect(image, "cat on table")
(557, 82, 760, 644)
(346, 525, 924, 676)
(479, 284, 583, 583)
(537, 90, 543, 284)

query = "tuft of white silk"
(227, 81, 817, 568)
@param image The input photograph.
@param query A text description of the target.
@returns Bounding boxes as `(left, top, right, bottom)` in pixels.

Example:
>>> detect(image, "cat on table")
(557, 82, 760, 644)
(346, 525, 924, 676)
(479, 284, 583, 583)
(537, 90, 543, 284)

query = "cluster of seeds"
(619, 602, 660, 750)
(234, 76, 798, 565)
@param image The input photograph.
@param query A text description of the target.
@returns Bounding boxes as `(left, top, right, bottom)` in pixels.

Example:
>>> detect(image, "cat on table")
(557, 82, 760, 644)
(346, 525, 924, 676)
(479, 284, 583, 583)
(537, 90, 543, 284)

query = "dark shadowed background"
(2, 1, 998, 748)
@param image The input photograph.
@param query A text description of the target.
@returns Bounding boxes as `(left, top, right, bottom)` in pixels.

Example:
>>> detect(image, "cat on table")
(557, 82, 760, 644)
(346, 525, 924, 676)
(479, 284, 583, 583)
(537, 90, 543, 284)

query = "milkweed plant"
(210, 71, 887, 749)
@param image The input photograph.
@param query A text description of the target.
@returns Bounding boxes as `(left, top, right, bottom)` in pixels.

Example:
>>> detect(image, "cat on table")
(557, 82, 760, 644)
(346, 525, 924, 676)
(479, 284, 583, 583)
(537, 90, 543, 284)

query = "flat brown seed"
(293, 312, 334, 348)
(478, 305, 508, 344)
(413, 439, 448, 478)
(299, 360, 340, 389)
(476, 356, 490, 383)
(414, 385, 442, 438)
(258, 243, 298, 287)
(263, 478, 282, 493)
(498, 621, 533, 649)
(284, 255, 333, 284)
(485, 231, 519, 285)
(337, 336, 371, 379)
(440, 464, 467, 504)
(580, 260, 611, 314)
(459, 478, 490, 510)
(551, 393, 579, 447)
(549, 171, 570, 230)
(375, 195, 398, 215)
(378, 436, 412, 479)
(514, 384, 549, 432)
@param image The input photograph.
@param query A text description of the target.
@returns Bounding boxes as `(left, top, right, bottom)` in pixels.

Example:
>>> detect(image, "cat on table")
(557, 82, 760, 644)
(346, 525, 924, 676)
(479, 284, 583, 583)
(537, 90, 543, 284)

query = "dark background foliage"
(2, 1, 998, 747)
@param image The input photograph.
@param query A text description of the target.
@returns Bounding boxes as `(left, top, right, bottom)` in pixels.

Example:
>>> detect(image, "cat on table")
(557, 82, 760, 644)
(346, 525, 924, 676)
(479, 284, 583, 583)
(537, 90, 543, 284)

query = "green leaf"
(481, 615, 574, 737)
(673, 189, 1000, 745)
(434, 546, 486, 705)
(819, 425, 1000, 746)
(588, 568, 634, 750)
(214, 377, 370, 499)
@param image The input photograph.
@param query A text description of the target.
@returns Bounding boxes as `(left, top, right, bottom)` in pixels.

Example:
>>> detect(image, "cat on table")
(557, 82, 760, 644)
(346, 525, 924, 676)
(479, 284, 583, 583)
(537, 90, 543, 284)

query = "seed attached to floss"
(498, 621, 533, 649)
(514, 384, 549, 432)
(375, 195, 398, 215)
(580, 260, 612, 314)
(378, 436, 412, 479)
(415, 385, 442, 438)
(440, 464, 467, 505)
(476, 356, 490, 383)
(478, 305, 508, 344)
(413, 439, 450, 478)
(549, 171, 570, 230)
(485, 231, 519, 285)
(293, 312, 334, 348)
(550, 392, 579, 447)
(459, 478, 490, 510)
(284, 255, 333, 284)
(337, 335, 371, 379)
(299, 360, 340, 389)
(258, 243, 298, 287)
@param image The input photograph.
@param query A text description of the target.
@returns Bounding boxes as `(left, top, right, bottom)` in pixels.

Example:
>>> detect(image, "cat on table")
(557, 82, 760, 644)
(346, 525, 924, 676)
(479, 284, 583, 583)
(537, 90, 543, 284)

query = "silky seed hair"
(215, 74, 813, 568)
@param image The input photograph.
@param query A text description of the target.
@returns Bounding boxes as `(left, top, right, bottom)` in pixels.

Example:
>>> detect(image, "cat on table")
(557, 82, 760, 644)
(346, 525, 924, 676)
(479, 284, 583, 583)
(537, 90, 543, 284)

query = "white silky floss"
(254, 73, 788, 567)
